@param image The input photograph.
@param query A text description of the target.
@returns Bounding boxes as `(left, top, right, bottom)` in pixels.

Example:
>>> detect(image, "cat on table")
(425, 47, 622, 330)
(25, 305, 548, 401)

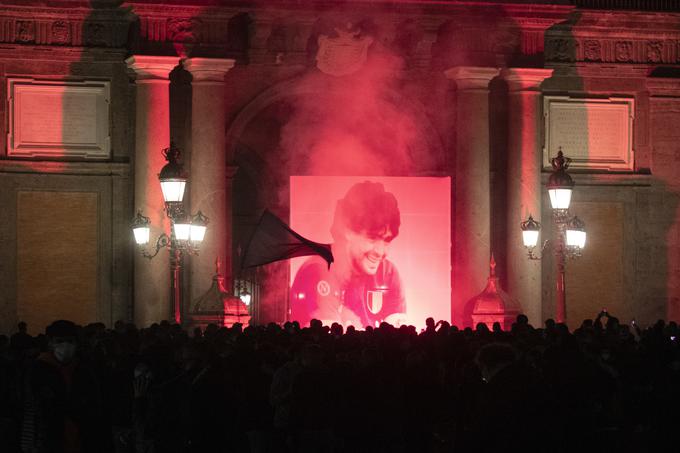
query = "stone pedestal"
(126, 55, 179, 326)
(183, 58, 236, 303)
(445, 66, 499, 326)
(502, 68, 553, 325)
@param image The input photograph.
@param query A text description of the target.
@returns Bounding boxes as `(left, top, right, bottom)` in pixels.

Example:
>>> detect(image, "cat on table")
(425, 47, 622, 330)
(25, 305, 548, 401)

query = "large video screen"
(289, 176, 450, 330)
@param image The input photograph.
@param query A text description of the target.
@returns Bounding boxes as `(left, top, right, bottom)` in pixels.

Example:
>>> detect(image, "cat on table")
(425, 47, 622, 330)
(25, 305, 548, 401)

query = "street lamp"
(240, 288, 252, 306)
(131, 143, 209, 325)
(521, 148, 586, 324)
(233, 277, 253, 306)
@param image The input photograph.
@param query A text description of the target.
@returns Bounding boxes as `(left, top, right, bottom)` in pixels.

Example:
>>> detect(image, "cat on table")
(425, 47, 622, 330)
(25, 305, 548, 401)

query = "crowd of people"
(1, 313, 679, 453)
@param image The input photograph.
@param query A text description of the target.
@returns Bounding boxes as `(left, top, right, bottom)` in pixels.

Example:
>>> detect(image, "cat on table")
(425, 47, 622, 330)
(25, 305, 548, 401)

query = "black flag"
(240, 210, 334, 269)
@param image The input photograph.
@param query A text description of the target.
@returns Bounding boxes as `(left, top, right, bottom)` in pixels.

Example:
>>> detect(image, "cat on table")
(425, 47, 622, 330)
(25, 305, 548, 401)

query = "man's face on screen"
(344, 228, 395, 276)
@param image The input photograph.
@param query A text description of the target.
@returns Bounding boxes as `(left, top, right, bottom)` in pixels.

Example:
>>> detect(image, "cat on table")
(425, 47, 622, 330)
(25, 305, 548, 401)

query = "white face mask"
(53, 342, 77, 364)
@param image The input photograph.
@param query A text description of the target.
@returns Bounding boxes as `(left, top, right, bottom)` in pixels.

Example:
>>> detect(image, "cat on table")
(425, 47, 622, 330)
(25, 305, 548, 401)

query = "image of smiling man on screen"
(290, 181, 406, 328)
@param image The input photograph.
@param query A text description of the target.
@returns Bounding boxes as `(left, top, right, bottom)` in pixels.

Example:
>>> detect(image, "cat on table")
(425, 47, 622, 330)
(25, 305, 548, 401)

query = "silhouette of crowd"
(1, 312, 679, 453)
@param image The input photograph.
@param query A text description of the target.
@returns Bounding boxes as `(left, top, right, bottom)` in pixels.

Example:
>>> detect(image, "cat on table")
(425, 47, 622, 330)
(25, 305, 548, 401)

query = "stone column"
(126, 55, 179, 326)
(224, 165, 239, 287)
(502, 68, 553, 325)
(183, 58, 236, 303)
(445, 66, 499, 326)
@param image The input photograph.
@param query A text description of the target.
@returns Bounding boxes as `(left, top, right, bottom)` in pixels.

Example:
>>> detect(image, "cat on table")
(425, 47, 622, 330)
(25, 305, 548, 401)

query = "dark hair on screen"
(330, 181, 400, 242)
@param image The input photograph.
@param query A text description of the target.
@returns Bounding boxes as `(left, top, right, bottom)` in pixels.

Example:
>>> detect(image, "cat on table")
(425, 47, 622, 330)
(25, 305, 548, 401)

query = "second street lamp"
(521, 148, 586, 324)
(131, 143, 209, 325)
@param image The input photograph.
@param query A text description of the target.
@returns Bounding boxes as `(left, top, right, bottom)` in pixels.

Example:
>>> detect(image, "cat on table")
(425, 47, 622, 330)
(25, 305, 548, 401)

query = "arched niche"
(226, 74, 446, 323)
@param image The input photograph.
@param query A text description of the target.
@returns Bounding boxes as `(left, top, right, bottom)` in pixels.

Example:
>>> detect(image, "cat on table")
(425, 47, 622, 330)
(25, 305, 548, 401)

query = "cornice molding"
(647, 77, 680, 97)
(502, 68, 553, 91)
(0, 159, 130, 177)
(0, 6, 133, 49)
(125, 55, 179, 80)
(3, 2, 680, 70)
(546, 35, 680, 65)
(546, 10, 680, 65)
(183, 57, 236, 83)
(445, 66, 500, 90)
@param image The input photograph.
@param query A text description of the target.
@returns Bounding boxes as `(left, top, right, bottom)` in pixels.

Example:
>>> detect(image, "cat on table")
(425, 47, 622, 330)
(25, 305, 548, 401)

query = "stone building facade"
(0, 0, 679, 333)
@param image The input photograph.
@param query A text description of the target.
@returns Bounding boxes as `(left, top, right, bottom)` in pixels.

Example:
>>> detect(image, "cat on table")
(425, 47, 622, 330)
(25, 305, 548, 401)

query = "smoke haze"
(278, 22, 429, 178)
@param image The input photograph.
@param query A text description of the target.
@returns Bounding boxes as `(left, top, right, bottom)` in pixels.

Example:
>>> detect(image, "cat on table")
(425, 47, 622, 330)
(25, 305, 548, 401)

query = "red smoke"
(279, 26, 425, 177)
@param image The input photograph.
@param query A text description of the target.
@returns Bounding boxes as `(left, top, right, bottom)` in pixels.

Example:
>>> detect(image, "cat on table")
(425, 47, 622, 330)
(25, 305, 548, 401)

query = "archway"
(227, 74, 446, 324)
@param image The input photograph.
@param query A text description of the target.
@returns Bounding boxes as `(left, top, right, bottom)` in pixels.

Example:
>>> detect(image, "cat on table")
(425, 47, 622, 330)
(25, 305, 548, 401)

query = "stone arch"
(226, 74, 447, 323)
(226, 75, 446, 172)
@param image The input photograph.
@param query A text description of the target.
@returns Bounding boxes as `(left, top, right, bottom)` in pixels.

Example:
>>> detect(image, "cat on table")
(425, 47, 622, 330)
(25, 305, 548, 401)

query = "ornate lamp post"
(520, 148, 586, 323)
(131, 143, 209, 324)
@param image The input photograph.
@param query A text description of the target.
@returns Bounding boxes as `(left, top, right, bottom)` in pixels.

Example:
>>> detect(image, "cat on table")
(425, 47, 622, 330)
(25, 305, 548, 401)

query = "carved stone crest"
(546, 38, 574, 62)
(168, 18, 202, 57)
(583, 40, 601, 61)
(84, 23, 107, 46)
(316, 24, 374, 77)
(52, 21, 71, 45)
(647, 41, 662, 63)
(615, 41, 633, 62)
(167, 18, 201, 43)
(15, 21, 35, 43)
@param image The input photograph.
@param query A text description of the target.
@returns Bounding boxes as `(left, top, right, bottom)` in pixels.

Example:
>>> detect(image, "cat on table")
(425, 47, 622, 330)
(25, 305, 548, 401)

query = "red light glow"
(290, 176, 451, 330)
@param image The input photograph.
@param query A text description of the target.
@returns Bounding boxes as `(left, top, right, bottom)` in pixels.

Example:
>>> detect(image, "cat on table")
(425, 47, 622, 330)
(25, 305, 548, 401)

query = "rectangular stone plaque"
(7, 78, 110, 159)
(544, 96, 634, 171)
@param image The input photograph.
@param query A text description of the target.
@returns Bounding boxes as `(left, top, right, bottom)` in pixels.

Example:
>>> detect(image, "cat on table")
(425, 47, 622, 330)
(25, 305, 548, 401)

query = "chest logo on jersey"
(366, 290, 383, 314)
(317, 280, 331, 297)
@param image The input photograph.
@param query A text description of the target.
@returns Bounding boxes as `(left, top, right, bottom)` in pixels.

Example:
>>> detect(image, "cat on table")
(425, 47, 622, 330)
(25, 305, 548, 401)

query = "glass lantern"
(131, 211, 151, 245)
(566, 216, 587, 249)
(520, 215, 541, 248)
(190, 211, 209, 243)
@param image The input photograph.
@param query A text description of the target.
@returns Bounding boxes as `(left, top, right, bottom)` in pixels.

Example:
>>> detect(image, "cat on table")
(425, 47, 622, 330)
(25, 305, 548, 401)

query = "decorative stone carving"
(84, 23, 108, 47)
(167, 18, 202, 57)
(546, 38, 574, 61)
(545, 35, 680, 64)
(167, 18, 201, 43)
(51, 21, 71, 45)
(583, 39, 601, 61)
(15, 21, 35, 43)
(647, 41, 663, 63)
(316, 24, 373, 77)
(0, 8, 131, 48)
(615, 41, 634, 62)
